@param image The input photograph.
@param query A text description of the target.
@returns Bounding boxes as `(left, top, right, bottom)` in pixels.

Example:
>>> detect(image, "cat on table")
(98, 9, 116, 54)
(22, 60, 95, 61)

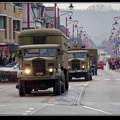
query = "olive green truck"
(16, 28, 69, 96)
(68, 47, 98, 81)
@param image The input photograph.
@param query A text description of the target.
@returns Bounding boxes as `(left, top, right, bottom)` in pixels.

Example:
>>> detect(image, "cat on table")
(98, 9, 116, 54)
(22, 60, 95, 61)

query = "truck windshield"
(24, 48, 57, 57)
(24, 49, 39, 57)
(68, 53, 87, 58)
(40, 48, 57, 57)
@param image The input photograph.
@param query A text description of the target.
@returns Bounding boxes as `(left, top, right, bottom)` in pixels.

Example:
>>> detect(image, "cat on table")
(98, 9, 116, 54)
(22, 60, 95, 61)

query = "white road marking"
(29, 108, 34, 110)
(104, 79, 110, 80)
(82, 105, 111, 115)
(26, 110, 31, 112)
(115, 79, 120, 81)
(22, 108, 34, 115)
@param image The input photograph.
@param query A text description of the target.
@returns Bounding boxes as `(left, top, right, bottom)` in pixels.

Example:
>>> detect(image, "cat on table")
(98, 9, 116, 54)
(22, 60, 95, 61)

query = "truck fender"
(17, 70, 25, 78)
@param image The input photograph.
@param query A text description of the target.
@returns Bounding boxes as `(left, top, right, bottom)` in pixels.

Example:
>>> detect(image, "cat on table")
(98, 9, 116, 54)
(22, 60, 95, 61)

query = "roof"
(17, 28, 67, 38)
(19, 44, 60, 49)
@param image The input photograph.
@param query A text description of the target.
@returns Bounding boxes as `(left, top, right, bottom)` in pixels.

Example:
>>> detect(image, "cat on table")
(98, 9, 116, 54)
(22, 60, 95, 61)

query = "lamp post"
(69, 3, 74, 10)
(27, 3, 30, 29)
(54, 3, 57, 28)
(114, 16, 120, 24)
(57, 8, 73, 29)
(82, 31, 86, 46)
(66, 19, 78, 36)
(85, 34, 88, 48)
(78, 27, 83, 47)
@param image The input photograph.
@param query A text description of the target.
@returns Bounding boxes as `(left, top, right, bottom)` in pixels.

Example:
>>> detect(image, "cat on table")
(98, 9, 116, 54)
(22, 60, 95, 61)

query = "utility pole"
(54, 3, 57, 28)
(27, 3, 30, 29)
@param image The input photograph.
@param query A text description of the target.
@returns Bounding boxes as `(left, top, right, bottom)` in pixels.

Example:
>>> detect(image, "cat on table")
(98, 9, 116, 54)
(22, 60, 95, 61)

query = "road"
(0, 64, 120, 116)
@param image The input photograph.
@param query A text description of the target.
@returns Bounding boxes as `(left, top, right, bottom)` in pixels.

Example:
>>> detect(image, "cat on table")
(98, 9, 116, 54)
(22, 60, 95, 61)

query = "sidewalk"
(115, 68, 120, 72)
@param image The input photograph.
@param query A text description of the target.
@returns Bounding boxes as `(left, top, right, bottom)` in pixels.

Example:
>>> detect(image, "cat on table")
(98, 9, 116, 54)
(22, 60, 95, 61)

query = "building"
(0, 3, 23, 56)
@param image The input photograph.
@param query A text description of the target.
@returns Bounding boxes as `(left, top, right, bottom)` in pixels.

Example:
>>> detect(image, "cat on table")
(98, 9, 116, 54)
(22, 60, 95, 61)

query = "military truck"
(68, 47, 92, 81)
(85, 48, 98, 76)
(16, 28, 69, 96)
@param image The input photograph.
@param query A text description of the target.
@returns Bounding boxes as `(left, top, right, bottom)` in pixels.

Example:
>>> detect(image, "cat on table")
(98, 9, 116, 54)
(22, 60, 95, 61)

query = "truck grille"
(71, 59, 80, 70)
(32, 58, 45, 75)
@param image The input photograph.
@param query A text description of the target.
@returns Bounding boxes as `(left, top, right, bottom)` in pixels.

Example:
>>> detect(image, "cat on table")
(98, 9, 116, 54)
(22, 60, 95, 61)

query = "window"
(4, 3, 6, 10)
(33, 36, 45, 44)
(9, 17, 11, 39)
(24, 49, 39, 57)
(13, 20, 20, 31)
(0, 17, 4, 29)
(0, 16, 7, 38)
(40, 48, 57, 57)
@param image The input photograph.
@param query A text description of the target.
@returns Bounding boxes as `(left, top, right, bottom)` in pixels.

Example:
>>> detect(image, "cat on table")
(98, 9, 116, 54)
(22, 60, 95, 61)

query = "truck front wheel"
(90, 73, 92, 81)
(61, 74, 65, 93)
(53, 79, 61, 95)
(65, 72, 69, 90)
(85, 72, 90, 81)
(19, 81, 26, 96)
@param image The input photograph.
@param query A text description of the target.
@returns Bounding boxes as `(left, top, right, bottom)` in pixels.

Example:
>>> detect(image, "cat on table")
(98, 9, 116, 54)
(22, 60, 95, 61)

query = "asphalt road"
(0, 64, 120, 116)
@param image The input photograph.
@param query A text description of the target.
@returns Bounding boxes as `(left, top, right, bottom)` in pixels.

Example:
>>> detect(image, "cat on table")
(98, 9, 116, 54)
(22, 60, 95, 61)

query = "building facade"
(0, 3, 23, 56)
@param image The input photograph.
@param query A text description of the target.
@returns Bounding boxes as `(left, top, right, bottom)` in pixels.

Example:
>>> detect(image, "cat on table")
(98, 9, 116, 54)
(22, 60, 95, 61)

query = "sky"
(43, 2, 120, 10)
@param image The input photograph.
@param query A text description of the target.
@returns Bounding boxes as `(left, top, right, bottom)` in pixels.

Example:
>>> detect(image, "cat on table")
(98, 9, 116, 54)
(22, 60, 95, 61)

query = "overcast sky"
(43, 2, 120, 10)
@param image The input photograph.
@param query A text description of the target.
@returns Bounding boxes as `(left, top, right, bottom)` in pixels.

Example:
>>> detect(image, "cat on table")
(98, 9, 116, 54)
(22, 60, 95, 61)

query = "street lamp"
(57, 7, 73, 29)
(69, 3, 74, 10)
(54, 3, 57, 28)
(77, 27, 83, 47)
(66, 19, 78, 36)
(27, 3, 30, 29)
(81, 30, 86, 47)
(114, 16, 120, 24)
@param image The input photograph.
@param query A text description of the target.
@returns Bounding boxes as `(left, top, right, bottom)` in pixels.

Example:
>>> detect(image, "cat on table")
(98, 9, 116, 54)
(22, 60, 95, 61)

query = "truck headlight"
(82, 65, 85, 69)
(25, 69, 31, 74)
(49, 68, 53, 72)
(68, 66, 71, 69)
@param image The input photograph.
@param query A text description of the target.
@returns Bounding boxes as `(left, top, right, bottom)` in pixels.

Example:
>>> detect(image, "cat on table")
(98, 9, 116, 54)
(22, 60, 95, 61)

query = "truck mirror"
(87, 54, 89, 57)
(57, 49, 60, 55)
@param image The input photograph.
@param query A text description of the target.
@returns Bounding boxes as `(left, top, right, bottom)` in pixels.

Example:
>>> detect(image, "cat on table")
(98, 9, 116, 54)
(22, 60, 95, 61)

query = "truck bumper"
(18, 76, 61, 81)
(68, 71, 88, 78)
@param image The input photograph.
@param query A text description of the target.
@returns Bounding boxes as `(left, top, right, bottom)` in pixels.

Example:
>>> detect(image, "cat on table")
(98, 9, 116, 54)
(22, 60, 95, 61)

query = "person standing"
(8, 53, 12, 63)
(111, 58, 116, 70)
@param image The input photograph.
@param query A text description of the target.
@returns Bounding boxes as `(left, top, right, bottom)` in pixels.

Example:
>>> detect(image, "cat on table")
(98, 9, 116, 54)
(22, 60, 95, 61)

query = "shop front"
(0, 43, 18, 56)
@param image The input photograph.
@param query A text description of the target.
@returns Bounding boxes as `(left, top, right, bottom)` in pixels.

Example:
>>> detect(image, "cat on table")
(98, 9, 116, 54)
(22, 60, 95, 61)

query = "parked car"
(0, 62, 19, 72)
(97, 61, 104, 70)
(0, 62, 19, 82)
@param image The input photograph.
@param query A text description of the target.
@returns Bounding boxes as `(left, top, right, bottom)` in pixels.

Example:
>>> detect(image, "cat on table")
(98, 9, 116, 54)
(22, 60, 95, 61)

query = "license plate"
(36, 72, 43, 76)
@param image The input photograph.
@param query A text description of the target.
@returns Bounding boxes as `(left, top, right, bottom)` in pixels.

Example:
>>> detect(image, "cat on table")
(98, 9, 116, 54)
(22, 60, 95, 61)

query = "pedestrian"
(111, 58, 116, 70)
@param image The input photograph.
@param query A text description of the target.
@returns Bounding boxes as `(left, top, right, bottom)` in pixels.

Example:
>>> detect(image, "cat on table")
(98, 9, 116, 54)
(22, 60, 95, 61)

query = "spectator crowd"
(0, 53, 16, 67)
(107, 57, 120, 70)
